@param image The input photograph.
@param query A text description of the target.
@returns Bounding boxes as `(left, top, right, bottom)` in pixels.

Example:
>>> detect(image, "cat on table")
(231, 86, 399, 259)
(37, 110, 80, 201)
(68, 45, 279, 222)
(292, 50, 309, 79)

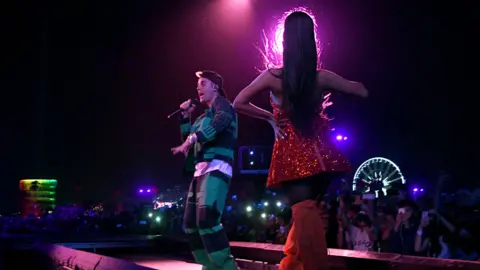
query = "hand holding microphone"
(167, 99, 198, 119)
(179, 99, 197, 117)
(170, 99, 198, 156)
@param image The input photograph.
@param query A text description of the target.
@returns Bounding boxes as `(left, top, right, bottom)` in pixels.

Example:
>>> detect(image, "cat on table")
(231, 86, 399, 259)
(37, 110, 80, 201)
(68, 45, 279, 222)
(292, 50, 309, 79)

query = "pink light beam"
(262, 7, 321, 69)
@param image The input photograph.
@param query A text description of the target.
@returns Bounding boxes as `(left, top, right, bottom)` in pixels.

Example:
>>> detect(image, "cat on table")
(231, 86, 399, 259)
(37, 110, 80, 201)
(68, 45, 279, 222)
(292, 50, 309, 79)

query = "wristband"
(187, 133, 198, 144)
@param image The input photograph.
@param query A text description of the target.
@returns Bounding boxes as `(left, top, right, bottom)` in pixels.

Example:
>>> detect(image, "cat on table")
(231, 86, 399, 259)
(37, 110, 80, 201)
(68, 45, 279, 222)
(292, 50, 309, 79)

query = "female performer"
(233, 10, 368, 270)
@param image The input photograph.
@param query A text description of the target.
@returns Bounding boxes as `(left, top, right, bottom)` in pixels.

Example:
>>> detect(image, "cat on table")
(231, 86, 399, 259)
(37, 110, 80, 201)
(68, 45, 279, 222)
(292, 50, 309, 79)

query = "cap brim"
(195, 71, 203, 78)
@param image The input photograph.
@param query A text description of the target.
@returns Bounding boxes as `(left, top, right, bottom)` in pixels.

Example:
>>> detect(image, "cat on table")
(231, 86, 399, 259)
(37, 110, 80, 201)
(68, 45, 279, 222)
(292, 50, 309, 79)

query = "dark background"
(1, 0, 477, 213)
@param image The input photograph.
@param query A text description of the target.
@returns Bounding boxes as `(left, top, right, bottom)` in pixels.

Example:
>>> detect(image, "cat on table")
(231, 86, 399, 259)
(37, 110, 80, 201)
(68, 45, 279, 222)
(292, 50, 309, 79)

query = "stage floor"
(118, 254, 201, 270)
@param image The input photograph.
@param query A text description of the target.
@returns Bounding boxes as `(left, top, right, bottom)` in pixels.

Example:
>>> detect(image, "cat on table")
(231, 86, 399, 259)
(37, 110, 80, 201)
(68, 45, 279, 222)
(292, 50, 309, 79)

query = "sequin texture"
(267, 99, 351, 189)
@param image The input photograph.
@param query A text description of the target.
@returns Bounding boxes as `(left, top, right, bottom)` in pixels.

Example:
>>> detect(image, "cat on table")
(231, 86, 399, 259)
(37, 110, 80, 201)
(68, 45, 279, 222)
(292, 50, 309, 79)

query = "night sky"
(1, 0, 476, 213)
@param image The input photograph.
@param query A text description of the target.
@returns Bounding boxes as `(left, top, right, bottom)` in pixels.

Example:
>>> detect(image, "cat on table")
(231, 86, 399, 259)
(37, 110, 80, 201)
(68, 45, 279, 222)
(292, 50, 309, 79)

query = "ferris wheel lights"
(353, 157, 406, 197)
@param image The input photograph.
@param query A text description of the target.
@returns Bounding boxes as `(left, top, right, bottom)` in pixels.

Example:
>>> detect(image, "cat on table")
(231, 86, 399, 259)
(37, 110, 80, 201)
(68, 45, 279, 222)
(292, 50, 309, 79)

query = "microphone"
(167, 99, 198, 119)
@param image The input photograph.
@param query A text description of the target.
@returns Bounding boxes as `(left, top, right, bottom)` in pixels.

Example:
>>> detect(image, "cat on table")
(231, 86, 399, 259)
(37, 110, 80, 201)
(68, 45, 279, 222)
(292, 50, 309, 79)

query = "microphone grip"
(167, 99, 198, 119)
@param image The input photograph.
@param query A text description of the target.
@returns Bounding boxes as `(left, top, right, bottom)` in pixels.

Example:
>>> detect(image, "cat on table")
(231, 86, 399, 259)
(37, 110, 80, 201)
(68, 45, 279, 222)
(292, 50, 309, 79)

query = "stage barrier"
(230, 242, 480, 270)
(39, 244, 156, 270)
(34, 238, 480, 270)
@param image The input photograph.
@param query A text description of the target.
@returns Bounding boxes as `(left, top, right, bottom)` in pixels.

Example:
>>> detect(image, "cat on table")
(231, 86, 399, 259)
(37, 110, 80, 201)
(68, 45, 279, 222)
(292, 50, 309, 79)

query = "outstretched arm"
(233, 71, 275, 122)
(318, 70, 368, 98)
(192, 97, 236, 143)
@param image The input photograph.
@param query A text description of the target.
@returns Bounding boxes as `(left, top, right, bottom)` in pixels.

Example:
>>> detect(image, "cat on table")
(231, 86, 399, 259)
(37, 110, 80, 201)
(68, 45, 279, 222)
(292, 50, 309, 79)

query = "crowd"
(0, 207, 140, 237)
(160, 175, 480, 262)
(1, 176, 480, 264)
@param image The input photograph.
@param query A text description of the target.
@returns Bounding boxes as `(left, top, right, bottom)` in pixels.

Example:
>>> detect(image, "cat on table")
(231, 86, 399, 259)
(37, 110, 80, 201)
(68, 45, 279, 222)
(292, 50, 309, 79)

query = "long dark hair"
(281, 11, 322, 135)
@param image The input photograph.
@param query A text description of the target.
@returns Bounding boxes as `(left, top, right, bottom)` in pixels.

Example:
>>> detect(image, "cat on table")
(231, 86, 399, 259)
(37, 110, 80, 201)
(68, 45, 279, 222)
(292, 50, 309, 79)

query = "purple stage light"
(420, 189, 424, 192)
(336, 135, 343, 141)
(139, 187, 158, 195)
(413, 188, 418, 192)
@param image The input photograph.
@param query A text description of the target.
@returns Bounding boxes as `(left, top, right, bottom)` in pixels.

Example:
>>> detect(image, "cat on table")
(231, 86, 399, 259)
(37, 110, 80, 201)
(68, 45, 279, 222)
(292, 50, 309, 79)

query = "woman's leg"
(280, 174, 333, 270)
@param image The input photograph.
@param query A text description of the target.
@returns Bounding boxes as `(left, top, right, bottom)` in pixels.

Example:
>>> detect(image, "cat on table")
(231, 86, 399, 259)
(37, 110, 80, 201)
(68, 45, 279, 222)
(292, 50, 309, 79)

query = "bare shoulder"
(264, 69, 283, 94)
(234, 69, 276, 105)
(251, 69, 279, 87)
(268, 68, 282, 78)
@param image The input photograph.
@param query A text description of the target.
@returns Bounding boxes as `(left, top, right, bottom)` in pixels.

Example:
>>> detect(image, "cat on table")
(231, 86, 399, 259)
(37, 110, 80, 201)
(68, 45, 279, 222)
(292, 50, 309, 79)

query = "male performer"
(171, 70, 238, 270)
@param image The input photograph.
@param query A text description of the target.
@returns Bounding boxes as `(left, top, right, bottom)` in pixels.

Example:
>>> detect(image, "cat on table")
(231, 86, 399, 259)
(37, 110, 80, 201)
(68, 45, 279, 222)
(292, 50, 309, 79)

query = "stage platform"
(118, 254, 202, 270)
(34, 237, 480, 270)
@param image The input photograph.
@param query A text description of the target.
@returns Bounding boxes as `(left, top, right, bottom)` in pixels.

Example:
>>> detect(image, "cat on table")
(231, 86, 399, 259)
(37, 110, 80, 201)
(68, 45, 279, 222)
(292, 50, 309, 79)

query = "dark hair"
(281, 11, 322, 135)
(355, 212, 372, 227)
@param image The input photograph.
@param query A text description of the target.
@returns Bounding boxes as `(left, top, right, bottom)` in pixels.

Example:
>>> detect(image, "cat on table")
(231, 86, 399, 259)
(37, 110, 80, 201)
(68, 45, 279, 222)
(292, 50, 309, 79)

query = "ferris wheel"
(353, 157, 406, 197)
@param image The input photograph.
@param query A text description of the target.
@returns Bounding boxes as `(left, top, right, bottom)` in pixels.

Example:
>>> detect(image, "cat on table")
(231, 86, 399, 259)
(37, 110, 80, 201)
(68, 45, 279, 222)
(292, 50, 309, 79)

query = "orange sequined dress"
(267, 96, 351, 189)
